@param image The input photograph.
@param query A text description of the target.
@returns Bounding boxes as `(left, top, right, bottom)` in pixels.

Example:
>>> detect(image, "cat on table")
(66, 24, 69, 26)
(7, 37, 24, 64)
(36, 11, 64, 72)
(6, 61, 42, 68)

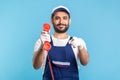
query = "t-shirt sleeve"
(34, 38, 42, 52)
(78, 38, 87, 50)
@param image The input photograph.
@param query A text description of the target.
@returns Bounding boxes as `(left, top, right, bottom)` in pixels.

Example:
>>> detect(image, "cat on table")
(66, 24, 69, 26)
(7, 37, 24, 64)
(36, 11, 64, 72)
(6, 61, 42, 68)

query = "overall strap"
(50, 36, 53, 46)
(69, 36, 73, 41)
(67, 36, 73, 45)
(47, 36, 54, 80)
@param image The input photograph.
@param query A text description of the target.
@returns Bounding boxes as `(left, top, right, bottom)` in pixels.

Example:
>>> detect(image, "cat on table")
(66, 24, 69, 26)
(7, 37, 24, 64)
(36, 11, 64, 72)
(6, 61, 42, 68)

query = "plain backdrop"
(0, 0, 120, 80)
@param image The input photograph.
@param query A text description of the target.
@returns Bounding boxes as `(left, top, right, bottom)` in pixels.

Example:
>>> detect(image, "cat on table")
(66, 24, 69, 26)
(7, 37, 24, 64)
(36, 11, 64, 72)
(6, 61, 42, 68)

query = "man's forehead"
(53, 11, 69, 16)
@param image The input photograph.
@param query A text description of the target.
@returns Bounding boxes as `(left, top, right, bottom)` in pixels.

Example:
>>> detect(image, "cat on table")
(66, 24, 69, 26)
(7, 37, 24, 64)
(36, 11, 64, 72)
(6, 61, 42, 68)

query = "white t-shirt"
(34, 35, 87, 74)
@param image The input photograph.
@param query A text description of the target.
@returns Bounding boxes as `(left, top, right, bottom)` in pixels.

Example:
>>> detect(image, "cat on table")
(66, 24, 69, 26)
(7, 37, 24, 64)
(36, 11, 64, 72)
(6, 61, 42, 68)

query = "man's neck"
(53, 32, 69, 39)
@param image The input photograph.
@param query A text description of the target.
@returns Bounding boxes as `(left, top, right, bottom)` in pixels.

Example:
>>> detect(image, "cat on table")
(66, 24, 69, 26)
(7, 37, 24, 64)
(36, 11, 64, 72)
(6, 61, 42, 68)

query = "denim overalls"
(43, 37, 79, 80)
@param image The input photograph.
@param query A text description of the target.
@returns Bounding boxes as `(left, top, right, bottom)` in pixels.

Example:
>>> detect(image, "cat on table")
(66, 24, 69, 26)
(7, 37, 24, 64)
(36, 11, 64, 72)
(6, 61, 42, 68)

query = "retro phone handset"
(43, 23, 51, 51)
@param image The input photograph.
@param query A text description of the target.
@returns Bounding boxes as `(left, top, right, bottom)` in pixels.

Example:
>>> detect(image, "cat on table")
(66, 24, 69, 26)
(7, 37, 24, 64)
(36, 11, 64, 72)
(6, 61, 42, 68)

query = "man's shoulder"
(72, 36, 84, 41)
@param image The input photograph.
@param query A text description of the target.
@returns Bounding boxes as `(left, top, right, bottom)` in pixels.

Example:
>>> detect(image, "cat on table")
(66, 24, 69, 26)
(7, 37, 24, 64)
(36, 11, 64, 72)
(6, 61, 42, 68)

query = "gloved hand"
(34, 31, 51, 52)
(40, 31, 51, 45)
(69, 37, 84, 50)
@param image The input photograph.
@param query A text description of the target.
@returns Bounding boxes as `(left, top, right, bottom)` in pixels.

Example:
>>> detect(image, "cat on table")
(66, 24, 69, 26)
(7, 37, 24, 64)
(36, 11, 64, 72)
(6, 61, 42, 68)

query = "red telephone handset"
(43, 23, 51, 51)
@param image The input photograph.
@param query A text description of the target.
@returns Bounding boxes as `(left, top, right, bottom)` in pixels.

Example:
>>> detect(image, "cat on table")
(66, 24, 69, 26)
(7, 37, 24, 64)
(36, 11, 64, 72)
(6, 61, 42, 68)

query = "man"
(33, 6, 89, 80)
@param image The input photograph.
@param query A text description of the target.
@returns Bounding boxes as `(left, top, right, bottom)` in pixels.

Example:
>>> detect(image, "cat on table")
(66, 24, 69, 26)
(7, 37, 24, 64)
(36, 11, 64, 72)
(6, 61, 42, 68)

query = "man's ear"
(51, 18, 53, 24)
(69, 19, 71, 24)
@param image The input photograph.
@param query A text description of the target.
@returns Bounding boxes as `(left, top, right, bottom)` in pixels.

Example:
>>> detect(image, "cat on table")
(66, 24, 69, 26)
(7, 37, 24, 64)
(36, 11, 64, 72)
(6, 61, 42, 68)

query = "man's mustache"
(56, 24, 67, 26)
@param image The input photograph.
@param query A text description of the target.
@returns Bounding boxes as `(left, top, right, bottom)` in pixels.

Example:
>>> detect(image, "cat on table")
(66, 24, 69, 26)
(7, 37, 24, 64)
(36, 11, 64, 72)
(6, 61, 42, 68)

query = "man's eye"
(55, 17, 60, 20)
(63, 16, 67, 20)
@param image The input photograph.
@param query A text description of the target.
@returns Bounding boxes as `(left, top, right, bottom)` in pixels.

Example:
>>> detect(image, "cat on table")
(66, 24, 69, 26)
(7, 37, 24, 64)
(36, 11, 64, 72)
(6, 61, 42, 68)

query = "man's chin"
(53, 25, 69, 33)
(55, 29, 68, 33)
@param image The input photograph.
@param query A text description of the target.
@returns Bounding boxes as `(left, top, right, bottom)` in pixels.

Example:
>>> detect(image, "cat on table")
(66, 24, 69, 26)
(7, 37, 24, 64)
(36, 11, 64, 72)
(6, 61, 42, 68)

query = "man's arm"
(78, 47, 89, 66)
(32, 29, 51, 70)
(32, 38, 47, 70)
(32, 47, 46, 70)
(69, 37, 89, 66)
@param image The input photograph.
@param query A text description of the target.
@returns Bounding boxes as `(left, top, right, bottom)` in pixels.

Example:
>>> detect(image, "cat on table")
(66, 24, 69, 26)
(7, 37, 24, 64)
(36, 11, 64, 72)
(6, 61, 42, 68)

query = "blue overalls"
(43, 37, 79, 80)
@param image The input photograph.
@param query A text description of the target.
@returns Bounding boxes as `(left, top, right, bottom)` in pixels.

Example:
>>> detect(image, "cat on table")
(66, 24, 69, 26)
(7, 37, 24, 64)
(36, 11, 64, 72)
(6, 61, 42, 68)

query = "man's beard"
(53, 23, 69, 33)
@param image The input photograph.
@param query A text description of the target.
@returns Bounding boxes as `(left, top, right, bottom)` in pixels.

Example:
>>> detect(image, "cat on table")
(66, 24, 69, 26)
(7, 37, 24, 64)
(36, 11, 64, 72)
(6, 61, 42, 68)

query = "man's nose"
(59, 18, 64, 24)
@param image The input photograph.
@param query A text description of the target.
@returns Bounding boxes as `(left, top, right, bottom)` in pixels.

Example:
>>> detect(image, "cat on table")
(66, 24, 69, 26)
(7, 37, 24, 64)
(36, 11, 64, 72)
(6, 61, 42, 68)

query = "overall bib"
(43, 37, 79, 80)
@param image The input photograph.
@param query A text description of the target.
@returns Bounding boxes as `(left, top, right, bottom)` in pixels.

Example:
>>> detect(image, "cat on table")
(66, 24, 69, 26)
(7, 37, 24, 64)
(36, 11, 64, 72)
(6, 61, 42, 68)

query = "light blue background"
(0, 0, 120, 80)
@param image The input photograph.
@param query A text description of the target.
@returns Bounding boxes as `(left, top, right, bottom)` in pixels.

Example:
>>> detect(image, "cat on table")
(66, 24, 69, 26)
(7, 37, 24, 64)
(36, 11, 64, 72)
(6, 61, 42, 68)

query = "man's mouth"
(57, 24, 66, 27)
